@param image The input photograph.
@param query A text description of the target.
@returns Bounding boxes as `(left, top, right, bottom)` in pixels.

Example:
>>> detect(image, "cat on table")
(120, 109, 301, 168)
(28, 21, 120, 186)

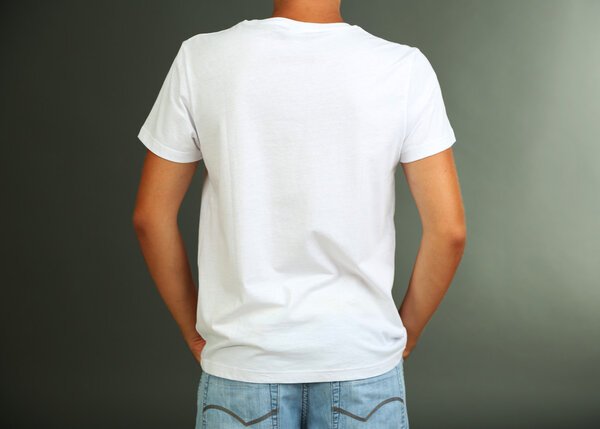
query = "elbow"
(132, 211, 146, 234)
(424, 223, 467, 248)
(445, 224, 467, 248)
(448, 226, 466, 248)
(132, 207, 178, 234)
(132, 209, 154, 234)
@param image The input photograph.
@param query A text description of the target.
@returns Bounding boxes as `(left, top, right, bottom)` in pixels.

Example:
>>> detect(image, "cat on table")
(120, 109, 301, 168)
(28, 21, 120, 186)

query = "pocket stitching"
(202, 405, 278, 426)
(333, 396, 404, 422)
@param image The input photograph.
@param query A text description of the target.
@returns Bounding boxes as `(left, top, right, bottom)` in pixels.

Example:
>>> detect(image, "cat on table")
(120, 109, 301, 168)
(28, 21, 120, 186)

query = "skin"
(133, 0, 466, 367)
(399, 148, 466, 359)
(132, 153, 205, 360)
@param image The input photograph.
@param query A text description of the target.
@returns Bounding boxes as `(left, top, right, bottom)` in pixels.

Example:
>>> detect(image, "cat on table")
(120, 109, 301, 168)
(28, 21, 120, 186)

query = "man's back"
(138, 16, 456, 383)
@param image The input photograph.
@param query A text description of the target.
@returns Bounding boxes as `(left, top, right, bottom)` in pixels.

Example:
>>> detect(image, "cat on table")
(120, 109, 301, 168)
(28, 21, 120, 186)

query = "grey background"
(2, 0, 598, 428)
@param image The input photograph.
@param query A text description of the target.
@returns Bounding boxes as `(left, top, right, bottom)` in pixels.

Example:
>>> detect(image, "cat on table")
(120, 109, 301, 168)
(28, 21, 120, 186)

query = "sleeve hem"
(399, 135, 456, 164)
(137, 126, 202, 163)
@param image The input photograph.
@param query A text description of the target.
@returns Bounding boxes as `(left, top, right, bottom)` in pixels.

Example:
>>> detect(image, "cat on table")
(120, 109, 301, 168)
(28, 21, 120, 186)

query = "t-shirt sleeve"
(137, 41, 203, 163)
(399, 48, 456, 164)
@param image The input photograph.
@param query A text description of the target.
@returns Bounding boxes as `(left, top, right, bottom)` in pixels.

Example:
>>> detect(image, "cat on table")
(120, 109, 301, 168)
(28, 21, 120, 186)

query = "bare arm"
(398, 147, 466, 359)
(132, 150, 205, 363)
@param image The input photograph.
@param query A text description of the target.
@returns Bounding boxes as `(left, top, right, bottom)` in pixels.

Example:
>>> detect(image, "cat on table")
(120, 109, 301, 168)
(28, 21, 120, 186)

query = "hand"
(186, 335, 206, 366)
(402, 334, 419, 360)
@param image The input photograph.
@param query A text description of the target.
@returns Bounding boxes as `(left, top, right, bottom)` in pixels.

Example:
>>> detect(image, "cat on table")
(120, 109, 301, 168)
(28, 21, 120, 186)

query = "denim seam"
(201, 373, 209, 429)
(331, 381, 340, 429)
(270, 383, 279, 429)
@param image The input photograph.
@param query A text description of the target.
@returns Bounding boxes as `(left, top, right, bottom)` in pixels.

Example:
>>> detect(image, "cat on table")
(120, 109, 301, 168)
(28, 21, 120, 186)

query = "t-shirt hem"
(399, 134, 456, 164)
(199, 347, 405, 384)
(137, 126, 203, 163)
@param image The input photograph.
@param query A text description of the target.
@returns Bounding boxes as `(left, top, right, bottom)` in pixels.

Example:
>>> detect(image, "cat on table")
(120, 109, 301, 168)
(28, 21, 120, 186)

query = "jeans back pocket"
(332, 361, 408, 428)
(197, 373, 278, 429)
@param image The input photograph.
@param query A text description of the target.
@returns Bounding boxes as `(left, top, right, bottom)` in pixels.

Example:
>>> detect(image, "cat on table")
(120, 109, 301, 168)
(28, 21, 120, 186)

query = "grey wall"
(387, 1, 600, 428)
(2, 1, 598, 428)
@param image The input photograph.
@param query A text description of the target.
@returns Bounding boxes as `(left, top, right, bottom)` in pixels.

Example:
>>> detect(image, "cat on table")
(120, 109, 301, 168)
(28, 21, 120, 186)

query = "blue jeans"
(195, 357, 409, 428)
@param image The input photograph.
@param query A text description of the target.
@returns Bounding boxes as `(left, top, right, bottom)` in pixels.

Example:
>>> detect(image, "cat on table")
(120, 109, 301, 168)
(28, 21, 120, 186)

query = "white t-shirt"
(137, 16, 456, 383)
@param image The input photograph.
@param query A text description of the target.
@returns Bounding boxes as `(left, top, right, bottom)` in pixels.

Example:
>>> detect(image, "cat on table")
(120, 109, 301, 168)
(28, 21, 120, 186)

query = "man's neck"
(271, 0, 344, 24)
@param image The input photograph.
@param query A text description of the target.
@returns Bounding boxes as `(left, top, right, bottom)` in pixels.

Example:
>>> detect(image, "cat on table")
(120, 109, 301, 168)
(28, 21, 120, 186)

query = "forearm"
(398, 229, 465, 345)
(133, 218, 201, 343)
